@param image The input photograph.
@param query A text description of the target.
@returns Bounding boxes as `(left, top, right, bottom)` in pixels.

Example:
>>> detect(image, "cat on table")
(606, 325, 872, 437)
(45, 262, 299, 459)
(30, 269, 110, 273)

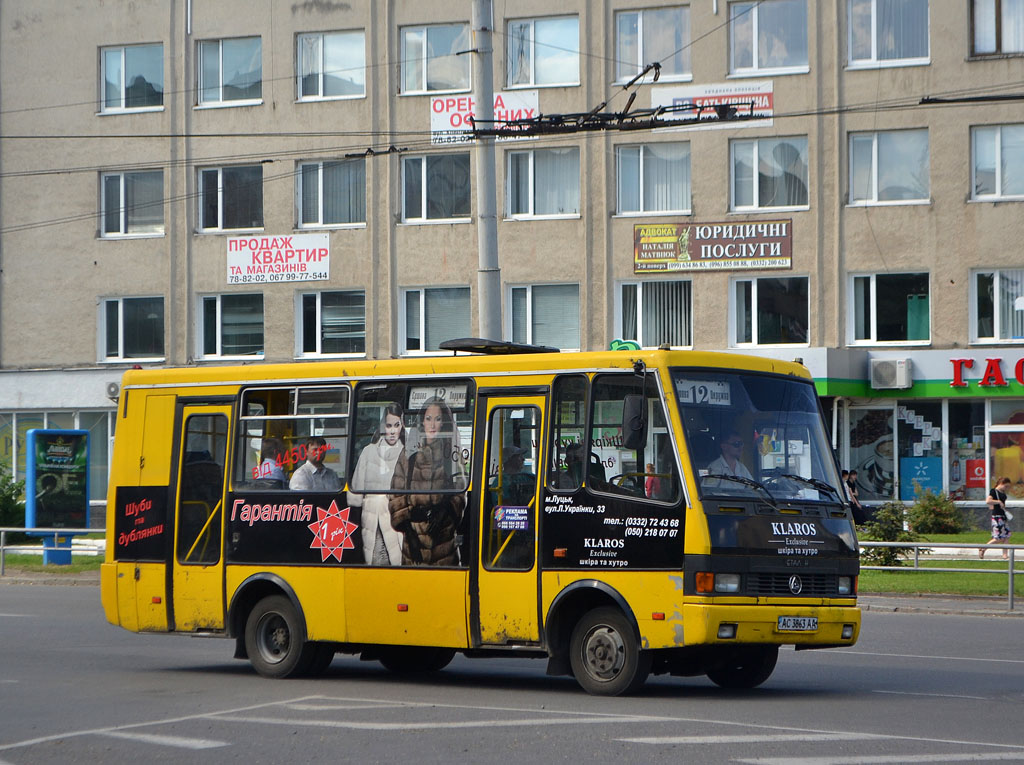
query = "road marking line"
(619, 733, 883, 744)
(737, 754, 1024, 764)
(873, 690, 987, 700)
(210, 714, 660, 731)
(0, 614, 29, 618)
(100, 731, 227, 750)
(284, 703, 407, 712)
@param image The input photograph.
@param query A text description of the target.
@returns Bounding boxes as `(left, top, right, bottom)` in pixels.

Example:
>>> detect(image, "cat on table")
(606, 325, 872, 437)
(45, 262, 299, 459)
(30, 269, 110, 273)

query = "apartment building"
(0, 0, 1022, 512)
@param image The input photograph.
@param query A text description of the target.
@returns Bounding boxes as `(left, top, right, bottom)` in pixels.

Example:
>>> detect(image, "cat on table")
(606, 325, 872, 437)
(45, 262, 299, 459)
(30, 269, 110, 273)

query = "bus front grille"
(747, 573, 836, 596)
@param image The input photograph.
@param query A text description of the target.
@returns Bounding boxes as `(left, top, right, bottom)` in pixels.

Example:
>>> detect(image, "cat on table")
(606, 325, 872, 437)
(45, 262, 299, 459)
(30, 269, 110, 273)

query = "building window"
(616, 143, 691, 214)
(101, 44, 163, 111)
(973, 269, 1024, 342)
(402, 287, 471, 353)
(507, 16, 579, 87)
(200, 294, 264, 358)
(972, 124, 1024, 200)
(732, 276, 809, 346)
(198, 37, 262, 105)
(731, 136, 809, 209)
(299, 291, 365, 356)
(507, 147, 580, 217)
(619, 280, 692, 348)
(615, 6, 691, 82)
(298, 159, 365, 227)
(402, 153, 471, 222)
(849, 129, 929, 204)
(729, 0, 808, 74)
(101, 170, 164, 236)
(848, 0, 929, 66)
(401, 24, 470, 93)
(972, 0, 1024, 56)
(849, 273, 930, 344)
(199, 166, 263, 230)
(509, 284, 580, 349)
(101, 297, 164, 360)
(297, 30, 365, 99)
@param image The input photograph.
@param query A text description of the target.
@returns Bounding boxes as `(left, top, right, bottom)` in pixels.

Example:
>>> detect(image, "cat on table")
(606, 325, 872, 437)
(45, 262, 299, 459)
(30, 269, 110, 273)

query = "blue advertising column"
(25, 429, 90, 566)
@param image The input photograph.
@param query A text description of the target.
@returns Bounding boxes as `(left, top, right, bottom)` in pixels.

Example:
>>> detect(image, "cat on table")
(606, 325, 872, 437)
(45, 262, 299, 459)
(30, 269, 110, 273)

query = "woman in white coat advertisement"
(348, 402, 406, 565)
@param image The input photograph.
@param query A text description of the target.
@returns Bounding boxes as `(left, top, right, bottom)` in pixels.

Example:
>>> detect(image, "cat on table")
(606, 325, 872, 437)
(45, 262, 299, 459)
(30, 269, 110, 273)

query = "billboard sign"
(25, 429, 89, 529)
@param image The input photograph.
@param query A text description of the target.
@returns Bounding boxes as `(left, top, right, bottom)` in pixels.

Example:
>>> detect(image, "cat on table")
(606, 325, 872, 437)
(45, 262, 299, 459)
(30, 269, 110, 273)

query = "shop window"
(849, 129, 930, 204)
(199, 294, 264, 358)
(507, 147, 580, 218)
(101, 43, 163, 111)
(401, 24, 470, 93)
(617, 143, 691, 214)
(402, 153, 471, 222)
(299, 290, 365, 356)
(401, 287, 471, 353)
(619, 280, 692, 348)
(731, 136, 809, 209)
(847, 408, 894, 502)
(297, 30, 365, 99)
(615, 6, 691, 82)
(507, 16, 579, 87)
(895, 401, 942, 500)
(510, 284, 580, 350)
(101, 170, 164, 236)
(949, 401, 987, 502)
(848, 0, 929, 67)
(973, 269, 1024, 342)
(849, 273, 930, 343)
(972, 125, 1024, 200)
(731, 276, 809, 346)
(298, 159, 365, 227)
(971, 0, 1024, 56)
(199, 166, 263, 230)
(198, 37, 262, 104)
(729, 0, 808, 74)
(989, 400, 1024, 501)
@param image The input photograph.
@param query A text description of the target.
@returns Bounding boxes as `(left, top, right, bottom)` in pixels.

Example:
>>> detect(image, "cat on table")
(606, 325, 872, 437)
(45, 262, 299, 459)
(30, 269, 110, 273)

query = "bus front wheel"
(705, 645, 778, 689)
(569, 607, 651, 696)
(245, 595, 313, 678)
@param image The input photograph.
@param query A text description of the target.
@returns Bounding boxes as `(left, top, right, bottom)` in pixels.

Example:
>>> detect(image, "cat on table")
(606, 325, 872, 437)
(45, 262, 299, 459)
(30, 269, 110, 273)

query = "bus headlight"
(714, 573, 741, 593)
(837, 576, 853, 595)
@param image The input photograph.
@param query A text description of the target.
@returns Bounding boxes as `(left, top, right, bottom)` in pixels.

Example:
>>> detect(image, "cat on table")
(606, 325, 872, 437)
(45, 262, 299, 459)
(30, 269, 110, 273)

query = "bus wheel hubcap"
(258, 614, 289, 663)
(583, 626, 625, 679)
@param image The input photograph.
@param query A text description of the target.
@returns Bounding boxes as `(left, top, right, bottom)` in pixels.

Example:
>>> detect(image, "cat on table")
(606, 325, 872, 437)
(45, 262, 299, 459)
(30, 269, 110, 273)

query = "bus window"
(548, 375, 586, 491)
(484, 405, 539, 570)
(177, 413, 228, 564)
(234, 384, 350, 490)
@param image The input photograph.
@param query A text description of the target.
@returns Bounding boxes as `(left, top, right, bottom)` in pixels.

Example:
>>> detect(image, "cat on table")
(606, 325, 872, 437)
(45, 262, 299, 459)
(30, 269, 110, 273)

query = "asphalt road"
(1, 584, 1023, 764)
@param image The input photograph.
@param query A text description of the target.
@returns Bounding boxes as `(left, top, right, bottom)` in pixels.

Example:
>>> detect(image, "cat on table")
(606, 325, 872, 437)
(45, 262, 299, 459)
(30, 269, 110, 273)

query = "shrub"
(907, 484, 967, 535)
(861, 499, 918, 567)
(0, 461, 27, 543)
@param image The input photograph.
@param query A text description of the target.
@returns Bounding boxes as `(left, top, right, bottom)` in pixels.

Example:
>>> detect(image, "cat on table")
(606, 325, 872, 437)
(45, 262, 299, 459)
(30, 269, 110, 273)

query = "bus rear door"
(473, 393, 544, 645)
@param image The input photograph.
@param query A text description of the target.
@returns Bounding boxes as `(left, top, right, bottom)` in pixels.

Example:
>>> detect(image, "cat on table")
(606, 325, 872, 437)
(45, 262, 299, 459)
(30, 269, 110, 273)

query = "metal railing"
(859, 541, 1022, 611)
(0, 527, 96, 576)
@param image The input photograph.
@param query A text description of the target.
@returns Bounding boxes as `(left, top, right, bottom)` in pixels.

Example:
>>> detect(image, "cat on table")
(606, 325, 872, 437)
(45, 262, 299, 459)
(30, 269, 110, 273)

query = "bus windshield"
(672, 369, 842, 504)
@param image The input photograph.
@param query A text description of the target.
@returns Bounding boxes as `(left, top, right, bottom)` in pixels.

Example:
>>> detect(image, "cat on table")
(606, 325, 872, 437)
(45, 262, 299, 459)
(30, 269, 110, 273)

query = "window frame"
(847, 272, 931, 346)
(729, 275, 810, 348)
(99, 296, 166, 362)
(100, 169, 165, 238)
(970, 0, 1024, 57)
(198, 165, 264, 232)
(297, 158, 367, 228)
(197, 293, 265, 360)
(505, 15, 580, 88)
(615, 142, 692, 215)
(970, 268, 1024, 343)
(197, 36, 263, 107)
(99, 43, 164, 113)
(400, 23, 471, 95)
(505, 147, 581, 219)
(400, 153, 472, 223)
(848, 129, 930, 206)
(971, 124, 1024, 201)
(614, 6, 693, 84)
(728, 0, 809, 76)
(616, 280, 694, 349)
(847, 0, 930, 69)
(297, 289, 367, 358)
(507, 283, 581, 350)
(296, 29, 366, 101)
(729, 135, 810, 211)
(399, 286, 472, 355)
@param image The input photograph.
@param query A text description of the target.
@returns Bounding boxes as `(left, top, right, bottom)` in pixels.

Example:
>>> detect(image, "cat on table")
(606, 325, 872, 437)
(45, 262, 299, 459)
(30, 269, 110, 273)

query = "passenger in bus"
(289, 435, 342, 492)
(348, 403, 405, 566)
(706, 430, 753, 479)
(491, 444, 535, 507)
(255, 437, 286, 488)
(389, 398, 466, 566)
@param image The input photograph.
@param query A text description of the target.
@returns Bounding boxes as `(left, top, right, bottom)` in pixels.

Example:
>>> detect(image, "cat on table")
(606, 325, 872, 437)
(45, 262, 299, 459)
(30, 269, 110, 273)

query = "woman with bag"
(980, 476, 1013, 560)
(348, 402, 406, 566)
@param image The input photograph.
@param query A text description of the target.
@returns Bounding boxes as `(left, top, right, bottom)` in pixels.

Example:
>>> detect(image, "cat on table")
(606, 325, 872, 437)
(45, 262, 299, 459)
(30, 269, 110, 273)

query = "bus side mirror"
(622, 394, 647, 451)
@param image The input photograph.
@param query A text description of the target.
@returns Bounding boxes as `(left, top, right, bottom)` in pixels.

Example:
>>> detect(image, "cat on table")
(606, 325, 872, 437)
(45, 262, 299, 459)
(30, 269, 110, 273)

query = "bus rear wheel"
(569, 607, 651, 696)
(245, 595, 314, 678)
(706, 645, 778, 689)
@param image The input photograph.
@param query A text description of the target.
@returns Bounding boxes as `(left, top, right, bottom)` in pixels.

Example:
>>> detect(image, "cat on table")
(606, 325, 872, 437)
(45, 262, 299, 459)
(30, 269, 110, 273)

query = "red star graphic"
(307, 500, 358, 562)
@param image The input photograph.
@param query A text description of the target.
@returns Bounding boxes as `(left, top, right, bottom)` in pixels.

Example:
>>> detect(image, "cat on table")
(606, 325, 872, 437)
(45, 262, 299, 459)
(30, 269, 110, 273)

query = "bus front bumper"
(679, 602, 861, 648)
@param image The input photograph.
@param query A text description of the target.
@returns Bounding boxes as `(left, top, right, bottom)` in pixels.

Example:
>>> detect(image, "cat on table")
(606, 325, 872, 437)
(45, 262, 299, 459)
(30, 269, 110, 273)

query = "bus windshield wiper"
(702, 473, 779, 510)
(779, 474, 841, 501)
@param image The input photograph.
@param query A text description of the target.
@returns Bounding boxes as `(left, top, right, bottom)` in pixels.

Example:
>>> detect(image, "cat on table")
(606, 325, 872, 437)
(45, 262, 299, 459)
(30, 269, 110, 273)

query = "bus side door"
(171, 404, 230, 631)
(473, 394, 544, 645)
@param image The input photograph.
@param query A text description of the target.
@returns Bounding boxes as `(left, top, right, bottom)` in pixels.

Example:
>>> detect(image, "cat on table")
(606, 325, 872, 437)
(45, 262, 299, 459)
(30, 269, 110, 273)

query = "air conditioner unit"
(870, 358, 912, 389)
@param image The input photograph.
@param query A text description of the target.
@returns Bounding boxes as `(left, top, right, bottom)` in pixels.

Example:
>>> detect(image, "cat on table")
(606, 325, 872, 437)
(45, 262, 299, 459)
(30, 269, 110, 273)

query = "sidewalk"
(859, 592, 1022, 617)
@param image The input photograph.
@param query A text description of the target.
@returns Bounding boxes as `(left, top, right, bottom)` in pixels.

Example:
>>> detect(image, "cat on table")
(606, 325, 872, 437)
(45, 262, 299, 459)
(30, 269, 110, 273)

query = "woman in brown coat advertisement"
(388, 397, 467, 566)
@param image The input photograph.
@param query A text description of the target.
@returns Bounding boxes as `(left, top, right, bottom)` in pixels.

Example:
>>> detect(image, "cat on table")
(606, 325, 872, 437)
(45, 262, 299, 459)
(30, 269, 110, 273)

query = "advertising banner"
(430, 90, 539, 144)
(227, 233, 329, 284)
(633, 220, 792, 273)
(25, 429, 89, 529)
(651, 81, 773, 130)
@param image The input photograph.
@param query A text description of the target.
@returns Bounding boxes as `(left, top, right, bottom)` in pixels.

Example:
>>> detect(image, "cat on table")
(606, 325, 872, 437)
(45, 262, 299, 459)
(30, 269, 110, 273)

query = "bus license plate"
(777, 616, 817, 632)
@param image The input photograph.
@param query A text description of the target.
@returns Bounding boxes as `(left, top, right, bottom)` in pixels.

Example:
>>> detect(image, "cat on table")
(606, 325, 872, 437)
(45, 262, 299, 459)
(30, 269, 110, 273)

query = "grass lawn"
(860, 560, 1024, 597)
(0, 553, 102, 575)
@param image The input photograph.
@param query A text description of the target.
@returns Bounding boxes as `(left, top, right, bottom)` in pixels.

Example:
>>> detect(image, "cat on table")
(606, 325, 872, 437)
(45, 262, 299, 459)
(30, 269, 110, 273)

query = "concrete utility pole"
(471, 0, 501, 340)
